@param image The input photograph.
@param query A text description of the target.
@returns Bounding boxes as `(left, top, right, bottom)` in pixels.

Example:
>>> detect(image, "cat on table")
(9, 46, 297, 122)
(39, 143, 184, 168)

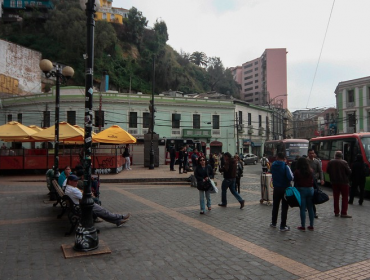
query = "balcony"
(346, 102, 355, 108)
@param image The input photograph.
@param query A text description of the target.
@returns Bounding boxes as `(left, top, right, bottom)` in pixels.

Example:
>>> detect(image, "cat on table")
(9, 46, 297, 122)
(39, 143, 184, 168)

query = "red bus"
(309, 133, 370, 191)
(264, 139, 309, 164)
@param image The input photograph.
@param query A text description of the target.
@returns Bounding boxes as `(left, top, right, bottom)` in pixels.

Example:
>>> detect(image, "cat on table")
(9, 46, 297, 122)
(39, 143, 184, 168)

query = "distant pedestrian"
(123, 144, 131, 170)
(294, 157, 315, 231)
(194, 156, 214, 214)
(213, 153, 219, 174)
(169, 145, 176, 171)
(218, 152, 245, 209)
(191, 148, 199, 170)
(183, 145, 189, 173)
(1, 143, 6, 149)
(178, 146, 185, 174)
(261, 154, 269, 173)
(349, 154, 367, 206)
(326, 151, 352, 218)
(235, 155, 243, 193)
(209, 153, 215, 171)
(270, 152, 293, 231)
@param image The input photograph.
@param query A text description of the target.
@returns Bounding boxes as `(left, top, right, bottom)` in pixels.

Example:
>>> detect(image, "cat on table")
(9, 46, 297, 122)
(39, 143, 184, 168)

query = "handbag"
(313, 188, 329, 204)
(284, 186, 301, 208)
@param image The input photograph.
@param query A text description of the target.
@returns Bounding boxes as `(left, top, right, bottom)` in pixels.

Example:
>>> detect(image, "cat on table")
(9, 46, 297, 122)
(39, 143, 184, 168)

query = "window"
(67, 111, 76, 125)
(143, 112, 150, 128)
(193, 114, 200, 129)
(255, 73, 258, 77)
(348, 113, 356, 128)
(243, 63, 252, 69)
(7, 114, 12, 122)
(172, 114, 181, 128)
(243, 70, 252, 74)
(212, 115, 220, 129)
(248, 113, 251, 126)
(94, 110, 105, 127)
(348, 90, 354, 102)
(43, 111, 50, 127)
(254, 67, 258, 71)
(244, 93, 253, 97)
(255, 86, 258, 89)
(17, 0, 22, 7)
(244, 87, 253, 92)
(254, 61, 258, 65)
(129, 112, 137, 128)
(17, 113, 22, 123)
(244, 75, 253, 80)
(255, 80, 258, 83)
(259, 115, 262, 127)
(266, 116, 269, 127)
(10, 0, 15, 7)
(102, 13, 107, 19)
(244, 81, 253, 86)
(238, 111, 243, 126)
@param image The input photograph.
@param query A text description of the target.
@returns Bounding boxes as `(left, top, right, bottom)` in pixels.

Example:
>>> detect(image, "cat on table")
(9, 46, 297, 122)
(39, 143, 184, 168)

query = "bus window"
(361, 137, 370, 162)
(317, 141, 331, 160)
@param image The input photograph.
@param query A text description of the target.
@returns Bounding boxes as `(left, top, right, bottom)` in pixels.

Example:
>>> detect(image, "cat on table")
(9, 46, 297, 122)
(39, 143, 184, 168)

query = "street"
(0, 165, 369, 280)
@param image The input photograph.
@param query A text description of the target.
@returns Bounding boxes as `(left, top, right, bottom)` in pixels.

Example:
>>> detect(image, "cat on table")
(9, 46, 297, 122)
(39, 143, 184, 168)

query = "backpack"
(261, 157, 267, 167)
(284, 186, 301, 208)
(364, 163, 370, 177)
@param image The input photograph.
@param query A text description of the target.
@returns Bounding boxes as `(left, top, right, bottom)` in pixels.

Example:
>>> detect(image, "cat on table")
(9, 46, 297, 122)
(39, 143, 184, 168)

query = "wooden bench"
(52, 180, 81, 236)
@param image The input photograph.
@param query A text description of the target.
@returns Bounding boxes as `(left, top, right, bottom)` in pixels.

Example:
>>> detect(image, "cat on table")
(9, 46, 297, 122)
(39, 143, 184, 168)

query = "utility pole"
(235, 112, 240, 155)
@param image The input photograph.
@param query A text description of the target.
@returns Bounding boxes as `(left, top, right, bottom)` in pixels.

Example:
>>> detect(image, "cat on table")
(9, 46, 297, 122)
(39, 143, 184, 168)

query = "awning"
(210, 141, 222, 147)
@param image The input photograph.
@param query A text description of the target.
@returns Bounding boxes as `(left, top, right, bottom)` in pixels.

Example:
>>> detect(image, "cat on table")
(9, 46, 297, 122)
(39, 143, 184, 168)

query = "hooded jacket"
(271, 160, 293, 188)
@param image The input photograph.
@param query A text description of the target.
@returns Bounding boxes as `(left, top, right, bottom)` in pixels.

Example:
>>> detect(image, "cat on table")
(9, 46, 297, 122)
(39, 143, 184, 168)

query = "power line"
(306, 0, 336, 108)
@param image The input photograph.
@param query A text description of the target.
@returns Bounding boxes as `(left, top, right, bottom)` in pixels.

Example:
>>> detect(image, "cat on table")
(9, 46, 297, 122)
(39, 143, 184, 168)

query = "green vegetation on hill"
(0, 0, 240, 96)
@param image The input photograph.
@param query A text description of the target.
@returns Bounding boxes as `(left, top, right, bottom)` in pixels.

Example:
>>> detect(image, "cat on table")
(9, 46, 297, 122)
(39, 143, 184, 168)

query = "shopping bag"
(313, 188, 329, 204)
(207, 179, 218, 194)
(284, 186, 301, 207)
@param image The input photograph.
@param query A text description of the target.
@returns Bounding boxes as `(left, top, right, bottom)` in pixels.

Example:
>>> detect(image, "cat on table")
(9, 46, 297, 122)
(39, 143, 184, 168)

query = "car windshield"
(285, 143, 309, 160)
(360, 137, 370, 162)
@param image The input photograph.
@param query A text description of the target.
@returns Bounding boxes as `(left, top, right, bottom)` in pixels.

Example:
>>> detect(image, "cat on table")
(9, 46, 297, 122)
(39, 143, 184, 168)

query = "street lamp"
(149, 56, 155, 170)
(39, 59, 74, 201)
(74, 0, 100, 252)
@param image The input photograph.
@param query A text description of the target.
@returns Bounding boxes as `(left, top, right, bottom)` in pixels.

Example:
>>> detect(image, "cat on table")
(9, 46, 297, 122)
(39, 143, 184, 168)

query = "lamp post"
(39, 59, 74, 201)
(74, 0, 100, 252)
(149, 56, 155, 170)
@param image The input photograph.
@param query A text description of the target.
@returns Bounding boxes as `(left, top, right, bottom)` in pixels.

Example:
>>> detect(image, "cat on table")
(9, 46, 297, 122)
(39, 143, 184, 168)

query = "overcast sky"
(115, 0, 370, 111)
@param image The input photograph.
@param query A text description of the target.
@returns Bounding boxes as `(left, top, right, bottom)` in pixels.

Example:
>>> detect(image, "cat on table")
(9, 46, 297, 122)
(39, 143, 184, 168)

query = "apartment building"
(232, 48, 288, 109)
(95, 0, 129, 24)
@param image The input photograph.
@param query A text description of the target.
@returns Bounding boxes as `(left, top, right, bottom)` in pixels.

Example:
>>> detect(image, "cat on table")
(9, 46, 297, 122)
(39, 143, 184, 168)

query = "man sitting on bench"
(64, 175, 131, 227)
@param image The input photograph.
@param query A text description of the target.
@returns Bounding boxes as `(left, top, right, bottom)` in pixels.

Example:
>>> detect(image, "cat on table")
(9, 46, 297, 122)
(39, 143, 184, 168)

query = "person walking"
(326, 151, 352, 218)
(218, 152, 245, 209)
(169, 145, 176, 171)
(349, 154, 367, 206)
(191, 148, 199, 170)
(183, 145, 189, 173)
(294, 157, 315, 231)
(123, 144, 131, 170)
(194, 156, 214, 214)
(307, 149, 324, 218)
(178, 146, 184, 174)
(270, 152, 293, 231)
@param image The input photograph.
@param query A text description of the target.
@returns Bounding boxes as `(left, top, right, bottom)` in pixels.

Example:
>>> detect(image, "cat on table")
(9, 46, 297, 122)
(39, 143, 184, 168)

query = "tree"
(126, 7, 148, 46)
(190, 51, 207, 67)
(153, 19, 169, 45)
(206, 57, 224, 91)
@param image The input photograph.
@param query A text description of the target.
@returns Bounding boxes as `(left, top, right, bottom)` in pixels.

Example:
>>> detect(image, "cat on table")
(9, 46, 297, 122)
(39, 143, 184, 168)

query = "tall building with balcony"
(232, 48, 288, 109)
(335, 76, 370, 134)
(95, 0, 129, 24)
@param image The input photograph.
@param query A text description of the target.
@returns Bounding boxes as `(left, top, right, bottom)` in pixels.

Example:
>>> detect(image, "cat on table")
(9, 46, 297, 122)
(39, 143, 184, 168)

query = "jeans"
(332, 183, 349, 215)
(170, 157, 175, 170)
(297, 187, 314, 227)
(125, 156, 131, 170)
(199, 190, 211, 212)
(92, 203, 124, 225)
(221, 178, 243, 205)
(271, 187, 289, 228)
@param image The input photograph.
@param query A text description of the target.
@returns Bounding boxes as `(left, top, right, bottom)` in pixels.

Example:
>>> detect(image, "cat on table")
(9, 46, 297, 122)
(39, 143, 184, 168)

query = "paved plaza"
(0, 165, 370, 280)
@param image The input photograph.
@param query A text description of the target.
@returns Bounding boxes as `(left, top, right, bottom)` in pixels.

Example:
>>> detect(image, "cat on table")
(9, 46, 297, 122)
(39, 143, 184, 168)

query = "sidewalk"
(1, 166, 370, 279)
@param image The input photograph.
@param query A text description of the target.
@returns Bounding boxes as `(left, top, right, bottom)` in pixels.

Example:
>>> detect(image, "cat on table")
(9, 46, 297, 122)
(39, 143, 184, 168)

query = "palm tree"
(190, 51, 208, 67)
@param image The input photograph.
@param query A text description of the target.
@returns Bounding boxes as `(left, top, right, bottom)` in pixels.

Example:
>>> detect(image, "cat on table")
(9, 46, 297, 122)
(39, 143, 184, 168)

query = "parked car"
(243, 154, 258, 165)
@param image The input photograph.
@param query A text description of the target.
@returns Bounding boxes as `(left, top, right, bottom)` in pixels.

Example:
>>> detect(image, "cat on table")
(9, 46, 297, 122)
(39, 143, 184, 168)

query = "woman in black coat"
(349, 154, 367, 205)
(194, 156, 214, 214)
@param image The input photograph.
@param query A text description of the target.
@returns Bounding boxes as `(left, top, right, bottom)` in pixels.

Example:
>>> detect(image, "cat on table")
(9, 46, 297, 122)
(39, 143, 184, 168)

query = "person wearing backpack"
(294, 157, 315, 231)
(270, 152, 294, 231)
(261, 154, 269, 173)
(349, 154, 367, 206)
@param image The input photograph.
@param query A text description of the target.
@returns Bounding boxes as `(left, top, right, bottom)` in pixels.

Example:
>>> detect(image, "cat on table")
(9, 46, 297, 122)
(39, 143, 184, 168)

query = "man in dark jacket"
(169, 145, 176, 171)
(270, 152, 293, 231)
(327, 151, 352, 218)
(349, 154, 367, 205)
(218, 152, 245, 209)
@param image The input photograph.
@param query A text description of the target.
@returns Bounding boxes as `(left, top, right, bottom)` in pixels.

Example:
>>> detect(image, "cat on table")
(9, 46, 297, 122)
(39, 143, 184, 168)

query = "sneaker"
(307, 226, 314, 231)
(279, 226, 290, 232)
(240, 200, 245, 209)
(117, 213, 131, 227)
(269, 223, 276, 228)
(297, 226, 306, 231)
(314, 214, 319, 219)
(200, 211, 205, 215)
(335, 214, 340, 217)
(218, 204, 227, 207)
(340, 214, 352, 218)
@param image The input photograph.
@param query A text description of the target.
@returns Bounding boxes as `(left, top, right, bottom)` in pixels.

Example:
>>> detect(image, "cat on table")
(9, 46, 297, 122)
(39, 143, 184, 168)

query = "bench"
(52, 180, 81, 236)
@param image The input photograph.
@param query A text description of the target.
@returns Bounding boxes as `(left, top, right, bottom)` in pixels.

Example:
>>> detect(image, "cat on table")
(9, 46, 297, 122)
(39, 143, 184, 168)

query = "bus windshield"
(285, 143, 309, 160)
(360, 136, 370, 162)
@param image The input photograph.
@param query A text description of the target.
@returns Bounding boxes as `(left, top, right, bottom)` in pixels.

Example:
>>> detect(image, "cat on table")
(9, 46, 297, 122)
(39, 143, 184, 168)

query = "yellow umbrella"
(28, 125, 44, 132)
(93, 125, 137, 144)
(0, 121, 37, 141)
(31, 122, 85, 142)
(62, 125, 96, 145)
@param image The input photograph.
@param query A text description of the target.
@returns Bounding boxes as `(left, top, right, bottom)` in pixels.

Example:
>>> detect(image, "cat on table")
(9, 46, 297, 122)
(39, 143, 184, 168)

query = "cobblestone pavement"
(1, 165, 370, 280)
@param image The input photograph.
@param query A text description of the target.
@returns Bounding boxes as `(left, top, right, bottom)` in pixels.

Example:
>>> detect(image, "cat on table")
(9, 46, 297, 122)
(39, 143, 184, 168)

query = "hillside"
(0, 1, 240, 96)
